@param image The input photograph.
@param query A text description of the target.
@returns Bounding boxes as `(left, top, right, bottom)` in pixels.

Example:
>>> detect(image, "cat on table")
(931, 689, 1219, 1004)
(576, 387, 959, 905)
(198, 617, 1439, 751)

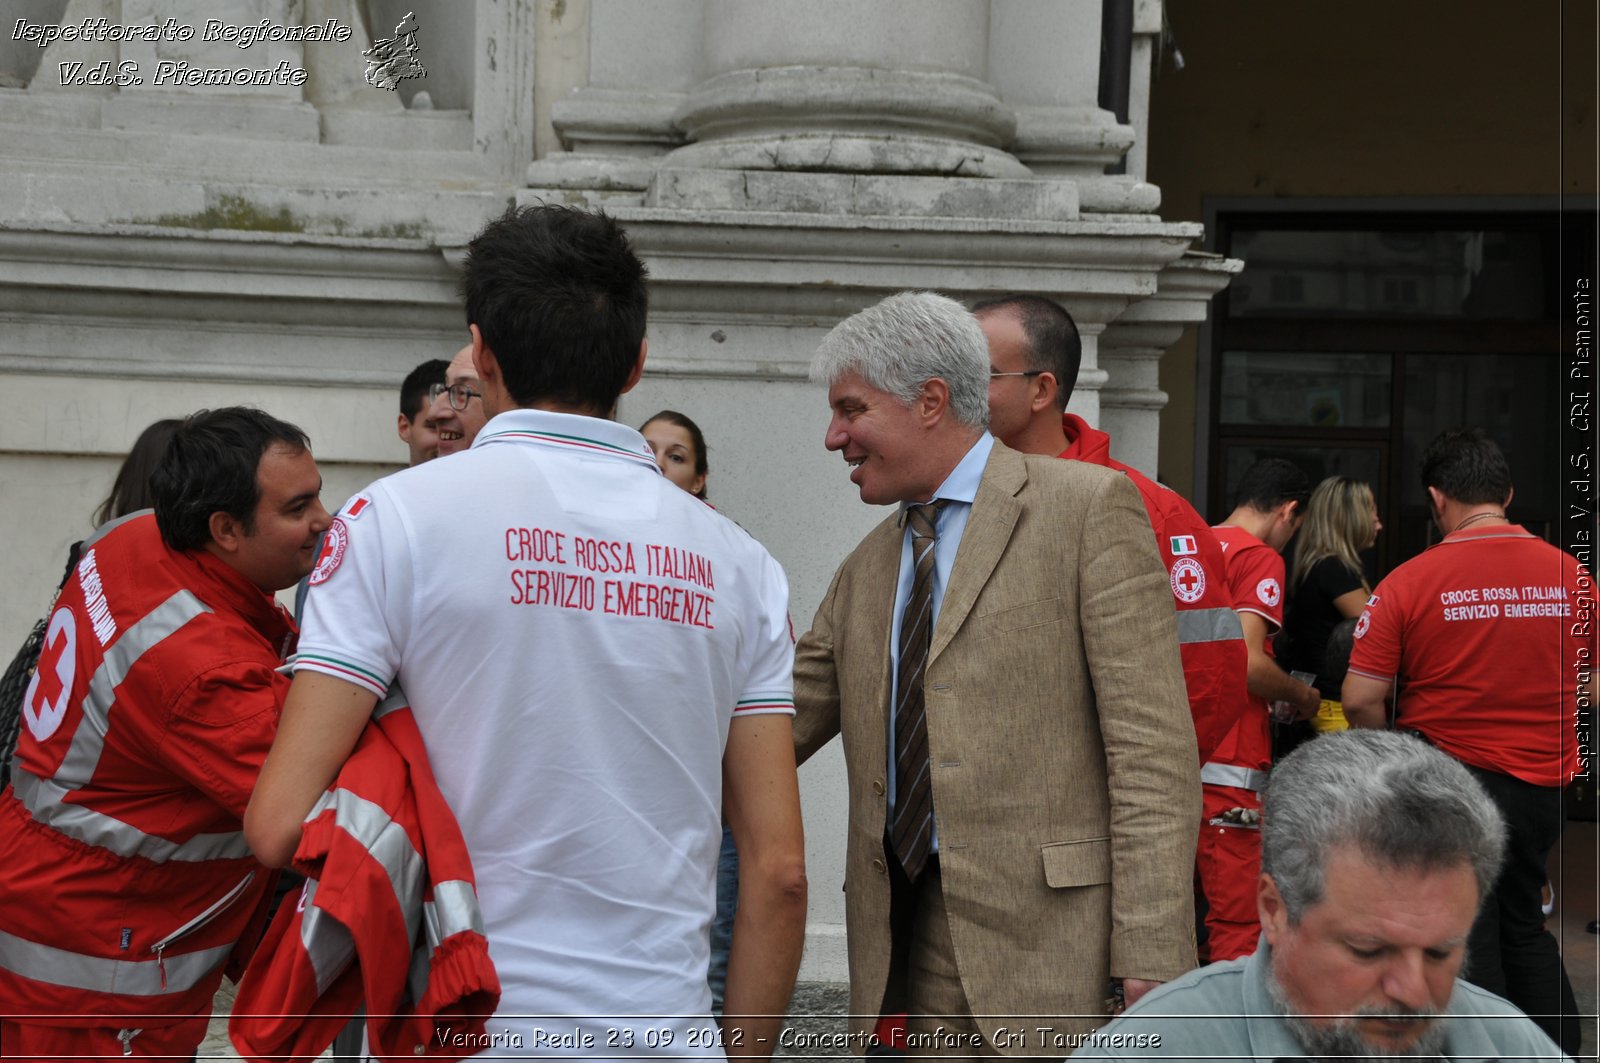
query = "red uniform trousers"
(1195, 783, 1262, 963)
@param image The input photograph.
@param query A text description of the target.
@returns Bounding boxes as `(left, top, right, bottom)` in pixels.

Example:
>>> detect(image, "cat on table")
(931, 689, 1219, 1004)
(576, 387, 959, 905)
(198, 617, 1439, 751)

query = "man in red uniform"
(976, 293, 1248, 761)
(0, 407, 330, 1058)
(1344, 427, 1589, 1055)
(1206, 458, 1319, 961)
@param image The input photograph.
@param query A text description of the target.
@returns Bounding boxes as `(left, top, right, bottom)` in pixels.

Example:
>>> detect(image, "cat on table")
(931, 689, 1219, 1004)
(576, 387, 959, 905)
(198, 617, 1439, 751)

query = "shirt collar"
(899, 432, 993, 517)
(472, 408, 662, 473)
(175, 542, 296, 647)
(1239, 938, 1307, 1057)
(1438, 522, 1534, 545)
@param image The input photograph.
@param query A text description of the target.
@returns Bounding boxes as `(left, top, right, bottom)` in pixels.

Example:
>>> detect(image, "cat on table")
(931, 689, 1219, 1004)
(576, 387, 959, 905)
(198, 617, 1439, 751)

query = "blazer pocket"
(969, 597, 1062, 640)
(1041, 836, 1112, 888)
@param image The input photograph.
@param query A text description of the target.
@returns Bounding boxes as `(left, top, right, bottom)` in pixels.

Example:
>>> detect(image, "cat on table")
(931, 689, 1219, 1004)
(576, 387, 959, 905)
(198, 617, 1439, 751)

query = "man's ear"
(1031, 373, 1060, 416)
(1257, 873, 1288, 947)
(620, 337, 648, 396)
(397, 413, 412, 443)
(1503, 485, 1514, 511)
(1426, 486, 1445, 515)
(469, 324, 500, 387)
(208, 510, 247, 555)
(919, 377, 951, 425)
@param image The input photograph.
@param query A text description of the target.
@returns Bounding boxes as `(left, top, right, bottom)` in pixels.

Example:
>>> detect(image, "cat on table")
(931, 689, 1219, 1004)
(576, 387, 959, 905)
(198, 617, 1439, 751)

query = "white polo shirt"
(295, 408, 794, 1056)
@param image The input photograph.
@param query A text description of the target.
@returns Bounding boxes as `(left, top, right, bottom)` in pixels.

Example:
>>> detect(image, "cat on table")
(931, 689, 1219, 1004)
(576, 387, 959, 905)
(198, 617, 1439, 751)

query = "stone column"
(529, 0, 702, 192)
(1123, 0, 1165, 182)
(661, 0, 1025, 178)
(987, 0, 1157, 212)
(1098, 254, 1242, 477)
(551, 0, 700, 158)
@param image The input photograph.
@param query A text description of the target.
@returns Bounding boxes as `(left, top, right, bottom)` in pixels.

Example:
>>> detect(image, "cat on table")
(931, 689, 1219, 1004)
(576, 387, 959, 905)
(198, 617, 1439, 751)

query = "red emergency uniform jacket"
(0, 513, 290, 1032)
(1061, 414, 1247, 760)
(231, 695, 499, 1063)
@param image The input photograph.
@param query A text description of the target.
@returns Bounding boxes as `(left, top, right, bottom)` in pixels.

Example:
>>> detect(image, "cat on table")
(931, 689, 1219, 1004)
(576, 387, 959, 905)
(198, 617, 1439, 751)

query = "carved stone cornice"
(0, 224, 464, 386)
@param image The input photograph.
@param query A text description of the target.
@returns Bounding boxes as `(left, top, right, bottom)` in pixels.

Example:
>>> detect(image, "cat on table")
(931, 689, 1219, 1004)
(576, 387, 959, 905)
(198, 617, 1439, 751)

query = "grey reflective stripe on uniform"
(0, 927, 230, 996)
(319, 787, 425, 944)
(1176, 607, 1243, 645)
(408, 879, 487, 1004)
(422, 879, 485, 950)
(80, 509, 150, 551)
(55, 591, 211, 790)
(301, 785, 429, 999)
(12, 770, 249, 862)
(16, 591, 239, 860)
(296, 879, 357, 996)
(1199, 763, 1270, 792)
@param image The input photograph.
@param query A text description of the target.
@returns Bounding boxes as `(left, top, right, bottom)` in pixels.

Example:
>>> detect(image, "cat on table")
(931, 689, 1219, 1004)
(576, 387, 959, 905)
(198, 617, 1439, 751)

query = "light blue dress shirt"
(886, 431, 995, 853)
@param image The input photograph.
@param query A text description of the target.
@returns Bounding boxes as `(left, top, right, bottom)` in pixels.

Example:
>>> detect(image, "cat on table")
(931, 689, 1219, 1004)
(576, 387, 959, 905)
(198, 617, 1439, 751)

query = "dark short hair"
(94, 418, 182, 528)
(400, 358, 449, 420)
(641, 409, 709, 500)
(1421, 427, 1513, 506)
(971, 293, 1082, 411)
(151, 408, 310, 551)
(460, 205, 649, 413)
(1233, 457, 1312, 515)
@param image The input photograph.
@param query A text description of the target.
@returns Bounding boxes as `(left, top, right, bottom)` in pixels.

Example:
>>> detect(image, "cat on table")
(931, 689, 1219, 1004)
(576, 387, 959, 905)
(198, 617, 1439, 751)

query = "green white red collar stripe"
(477, 427, 660, 471)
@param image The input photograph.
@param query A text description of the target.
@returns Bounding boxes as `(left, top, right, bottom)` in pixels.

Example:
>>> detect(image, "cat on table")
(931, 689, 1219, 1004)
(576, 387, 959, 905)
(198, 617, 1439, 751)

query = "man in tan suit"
(794, 291, 1200, 1056)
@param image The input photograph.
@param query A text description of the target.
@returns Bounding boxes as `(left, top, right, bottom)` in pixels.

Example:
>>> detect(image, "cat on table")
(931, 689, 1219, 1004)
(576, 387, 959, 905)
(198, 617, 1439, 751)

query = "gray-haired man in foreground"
(1075, 730, 1571, 1061)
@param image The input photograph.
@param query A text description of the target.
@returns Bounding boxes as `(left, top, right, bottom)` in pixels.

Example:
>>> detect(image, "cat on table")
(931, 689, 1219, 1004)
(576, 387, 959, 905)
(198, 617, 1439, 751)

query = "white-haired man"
(793, 291, 1200, 1054)
(1074, 730, 1570, 1061)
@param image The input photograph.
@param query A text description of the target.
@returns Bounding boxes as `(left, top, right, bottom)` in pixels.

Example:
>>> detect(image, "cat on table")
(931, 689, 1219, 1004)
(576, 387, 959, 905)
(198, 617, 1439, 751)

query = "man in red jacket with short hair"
(0, 407, 330, 1059)
(977, 294, 1247, 762)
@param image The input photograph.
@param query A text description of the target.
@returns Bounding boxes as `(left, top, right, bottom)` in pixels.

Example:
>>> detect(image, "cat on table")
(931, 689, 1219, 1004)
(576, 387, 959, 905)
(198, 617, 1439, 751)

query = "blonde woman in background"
(1278, 477, 1381, 748)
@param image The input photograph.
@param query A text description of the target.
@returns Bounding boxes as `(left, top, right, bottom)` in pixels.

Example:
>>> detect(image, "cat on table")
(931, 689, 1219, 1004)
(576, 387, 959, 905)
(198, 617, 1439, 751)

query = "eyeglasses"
(428, 381, 482, 411)
(989, 370, 1045, 379)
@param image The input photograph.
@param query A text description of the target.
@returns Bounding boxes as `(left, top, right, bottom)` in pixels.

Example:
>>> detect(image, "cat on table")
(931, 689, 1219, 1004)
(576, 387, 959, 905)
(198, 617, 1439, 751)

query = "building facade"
(0, 0, 1235, 982)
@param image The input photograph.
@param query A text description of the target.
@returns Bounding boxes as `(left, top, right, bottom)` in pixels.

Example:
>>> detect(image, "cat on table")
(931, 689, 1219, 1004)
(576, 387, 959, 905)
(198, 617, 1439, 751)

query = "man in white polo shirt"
(246, 205, 807, 1057)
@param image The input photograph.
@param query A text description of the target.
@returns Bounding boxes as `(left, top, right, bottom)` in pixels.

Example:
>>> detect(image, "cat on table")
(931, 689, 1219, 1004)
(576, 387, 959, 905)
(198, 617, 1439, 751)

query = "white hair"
(810, 291, 991, 430)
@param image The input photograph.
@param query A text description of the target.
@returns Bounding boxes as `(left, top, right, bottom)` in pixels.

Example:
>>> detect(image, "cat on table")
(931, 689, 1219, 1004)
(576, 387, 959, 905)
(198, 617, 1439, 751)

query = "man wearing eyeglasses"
(246, 205, 807, 1058)
(430, 343, 490, 455)
(976, 294, 1247, 765)
(397, 358, 448, 466)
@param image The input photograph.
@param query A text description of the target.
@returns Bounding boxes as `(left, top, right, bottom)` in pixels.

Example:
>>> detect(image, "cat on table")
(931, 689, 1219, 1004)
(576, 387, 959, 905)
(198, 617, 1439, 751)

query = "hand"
(1293, 684, 1323, 722)
(1120, 978, 1162, 1010)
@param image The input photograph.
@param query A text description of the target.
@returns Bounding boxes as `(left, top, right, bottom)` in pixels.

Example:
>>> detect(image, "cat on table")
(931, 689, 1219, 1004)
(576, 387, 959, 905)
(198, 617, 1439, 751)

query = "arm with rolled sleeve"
(1079, 473, 1201, 989)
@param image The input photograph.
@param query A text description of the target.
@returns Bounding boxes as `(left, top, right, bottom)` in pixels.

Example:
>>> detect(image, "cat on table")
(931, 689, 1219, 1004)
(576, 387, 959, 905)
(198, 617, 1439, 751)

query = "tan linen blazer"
(794, 442, 1200, 1049)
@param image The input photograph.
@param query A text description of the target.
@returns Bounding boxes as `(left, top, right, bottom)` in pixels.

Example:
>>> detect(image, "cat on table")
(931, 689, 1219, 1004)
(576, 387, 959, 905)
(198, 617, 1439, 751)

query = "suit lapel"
(930, 444, 1026, 662)
(859, 515, 904, 741)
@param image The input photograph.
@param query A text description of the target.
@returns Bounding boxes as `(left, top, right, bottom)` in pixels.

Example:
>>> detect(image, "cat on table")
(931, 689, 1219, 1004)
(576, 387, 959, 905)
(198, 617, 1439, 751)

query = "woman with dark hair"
(93, 418, 181, 527)
(3, 417, 192, 790)
(638, 409, 738, 1014)
(641, 410, 708, 500)
(1279, 476, 1381, 743)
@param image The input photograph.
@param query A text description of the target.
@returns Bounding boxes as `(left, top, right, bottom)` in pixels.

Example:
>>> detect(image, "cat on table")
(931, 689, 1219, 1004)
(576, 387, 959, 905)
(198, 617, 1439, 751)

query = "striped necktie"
(890, 499, 945, 880)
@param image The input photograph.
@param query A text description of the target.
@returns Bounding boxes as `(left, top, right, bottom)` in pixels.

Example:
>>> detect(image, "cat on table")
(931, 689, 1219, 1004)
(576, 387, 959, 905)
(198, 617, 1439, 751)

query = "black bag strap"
(0, 540, 85, 788)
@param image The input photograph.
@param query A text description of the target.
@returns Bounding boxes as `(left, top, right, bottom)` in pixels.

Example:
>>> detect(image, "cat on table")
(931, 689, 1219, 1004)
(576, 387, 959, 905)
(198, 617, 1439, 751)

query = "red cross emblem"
(308, 519, 350, 586)
(23, 607, 77, 742)
(1256, 577, 1281, 608)
(1170, 558, 1207, 604)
